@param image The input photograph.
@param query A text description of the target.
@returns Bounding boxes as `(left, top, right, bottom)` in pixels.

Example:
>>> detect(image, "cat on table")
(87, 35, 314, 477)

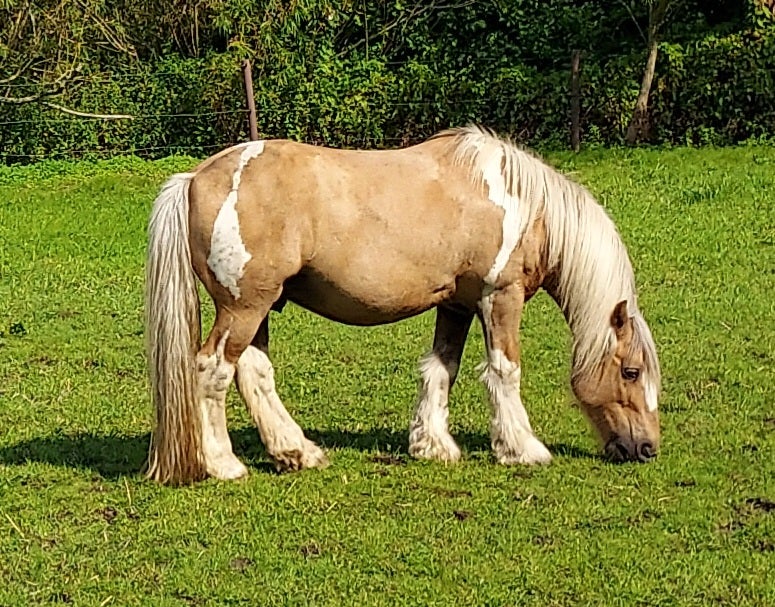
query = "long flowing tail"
(145, 173, 206, 484)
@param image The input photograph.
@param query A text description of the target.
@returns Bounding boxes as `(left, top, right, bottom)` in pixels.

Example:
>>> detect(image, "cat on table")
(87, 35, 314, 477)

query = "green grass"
(1, 146, 773, 606)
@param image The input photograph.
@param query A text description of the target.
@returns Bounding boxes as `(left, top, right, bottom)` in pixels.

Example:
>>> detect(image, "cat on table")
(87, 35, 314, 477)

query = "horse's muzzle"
(605, 438, 657, 463)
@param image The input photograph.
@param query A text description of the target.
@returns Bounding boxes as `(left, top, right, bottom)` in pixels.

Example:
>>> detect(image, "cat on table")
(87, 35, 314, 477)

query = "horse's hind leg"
(409, 306, 473, 463)
(479, 285, 552, 465)
(195, 307, 266, 480)
(235, 317, 328, 472)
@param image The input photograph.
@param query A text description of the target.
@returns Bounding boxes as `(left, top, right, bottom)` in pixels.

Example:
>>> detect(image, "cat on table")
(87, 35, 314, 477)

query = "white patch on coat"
(481, 150, 525, 284)
(207, 141, 265, 298)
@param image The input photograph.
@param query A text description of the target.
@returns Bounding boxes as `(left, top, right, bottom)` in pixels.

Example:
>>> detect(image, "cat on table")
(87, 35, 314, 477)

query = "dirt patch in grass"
(370, 453, 405, 466)
(300, 543, 321, 558)
(229, 557, 253, 572)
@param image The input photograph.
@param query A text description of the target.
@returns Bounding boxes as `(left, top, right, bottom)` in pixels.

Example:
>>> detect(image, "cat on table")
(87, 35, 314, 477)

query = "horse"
(145, 125, 661, 485)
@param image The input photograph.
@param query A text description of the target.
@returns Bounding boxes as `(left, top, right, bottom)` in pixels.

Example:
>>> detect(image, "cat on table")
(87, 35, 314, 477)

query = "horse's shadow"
(0, 427, 597, 479)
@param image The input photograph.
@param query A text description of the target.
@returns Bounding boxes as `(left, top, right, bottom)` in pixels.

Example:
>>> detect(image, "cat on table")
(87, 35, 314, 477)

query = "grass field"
(0, 145, 773, 606)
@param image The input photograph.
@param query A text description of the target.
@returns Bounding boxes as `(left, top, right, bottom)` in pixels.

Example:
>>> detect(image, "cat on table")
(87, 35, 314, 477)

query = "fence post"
(242, 59, 259, 141)
(570, 50, 581, 152)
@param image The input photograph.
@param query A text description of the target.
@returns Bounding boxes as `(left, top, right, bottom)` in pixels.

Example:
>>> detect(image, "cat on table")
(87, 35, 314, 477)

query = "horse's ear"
(611, 300, 631, 339)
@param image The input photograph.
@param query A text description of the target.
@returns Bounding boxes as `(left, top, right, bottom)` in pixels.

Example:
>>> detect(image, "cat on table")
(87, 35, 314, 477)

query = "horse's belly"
(282, 267, 460, 326)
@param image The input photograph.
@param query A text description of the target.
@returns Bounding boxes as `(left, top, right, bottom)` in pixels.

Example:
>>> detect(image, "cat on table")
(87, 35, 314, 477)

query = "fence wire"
(0, 56, 587, 163)
(0, 109, 250, 127)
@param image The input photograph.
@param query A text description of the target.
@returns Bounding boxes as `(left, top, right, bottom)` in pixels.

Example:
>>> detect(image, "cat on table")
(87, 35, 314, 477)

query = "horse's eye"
(622, 367, 640, 381)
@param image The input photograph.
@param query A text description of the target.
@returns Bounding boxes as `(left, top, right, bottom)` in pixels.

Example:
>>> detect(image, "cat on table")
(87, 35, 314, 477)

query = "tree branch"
(650, 0, 672, 37)
(0, 92, 48, 104)
(615, 0, 647, 45)
(42, 102, 135, 119)
(0, 60, 36, 85)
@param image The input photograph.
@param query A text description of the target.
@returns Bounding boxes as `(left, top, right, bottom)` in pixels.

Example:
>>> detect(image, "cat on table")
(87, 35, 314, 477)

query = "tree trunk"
(625, 0, 672, 145)
(625, 35, 659, 145)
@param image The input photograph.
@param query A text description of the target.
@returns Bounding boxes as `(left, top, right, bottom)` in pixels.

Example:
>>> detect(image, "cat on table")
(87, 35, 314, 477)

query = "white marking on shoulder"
(208, 141, 265, 298)
(482, 149, 526, 285)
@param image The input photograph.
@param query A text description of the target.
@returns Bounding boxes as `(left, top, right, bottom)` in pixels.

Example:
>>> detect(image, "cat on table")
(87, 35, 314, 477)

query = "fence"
(0, 52, 588, 164)
(4, 37, 773, 164)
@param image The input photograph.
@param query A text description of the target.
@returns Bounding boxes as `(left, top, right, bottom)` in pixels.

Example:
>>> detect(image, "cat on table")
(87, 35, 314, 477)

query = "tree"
(624, 0, 674, 145)
(0, 0, 135, 116)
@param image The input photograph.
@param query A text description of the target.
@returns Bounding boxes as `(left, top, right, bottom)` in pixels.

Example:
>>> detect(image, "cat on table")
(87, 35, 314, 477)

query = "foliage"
(1, 1, 774, 160)
(1, 148, 774, 604)
(0, 0, 136, 103)
(653, 29, 775, 144)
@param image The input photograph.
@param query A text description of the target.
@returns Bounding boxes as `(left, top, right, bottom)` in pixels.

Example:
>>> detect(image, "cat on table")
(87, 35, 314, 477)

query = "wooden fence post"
(242, 59, 259, 141)
(570, 50, 581, 152)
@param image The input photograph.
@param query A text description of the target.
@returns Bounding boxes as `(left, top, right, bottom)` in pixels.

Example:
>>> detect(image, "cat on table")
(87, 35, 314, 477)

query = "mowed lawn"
(0, 145, 773, 606)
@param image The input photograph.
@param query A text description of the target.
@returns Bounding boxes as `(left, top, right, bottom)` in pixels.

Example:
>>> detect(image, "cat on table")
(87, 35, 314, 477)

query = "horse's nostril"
(606, 439, 630, 462)
(637, 441, 656, 462)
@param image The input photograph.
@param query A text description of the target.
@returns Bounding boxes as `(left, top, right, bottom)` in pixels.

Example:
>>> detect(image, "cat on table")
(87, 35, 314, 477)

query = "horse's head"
(571, 300, 661, 463)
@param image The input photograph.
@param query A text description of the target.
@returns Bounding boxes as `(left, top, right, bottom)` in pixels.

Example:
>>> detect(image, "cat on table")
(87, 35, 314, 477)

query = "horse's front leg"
(479, 284, 552, 465)
(409, 306, 473, 463)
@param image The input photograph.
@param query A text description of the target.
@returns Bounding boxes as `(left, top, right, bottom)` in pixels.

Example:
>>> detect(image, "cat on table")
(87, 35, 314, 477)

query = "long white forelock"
(632, 313, 662, 409)
(448, 125, 660, 387)
(208, 141, 265, 299)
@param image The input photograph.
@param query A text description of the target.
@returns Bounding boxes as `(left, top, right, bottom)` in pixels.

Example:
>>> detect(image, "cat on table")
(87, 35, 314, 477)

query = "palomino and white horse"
(145, 126, 661, 484)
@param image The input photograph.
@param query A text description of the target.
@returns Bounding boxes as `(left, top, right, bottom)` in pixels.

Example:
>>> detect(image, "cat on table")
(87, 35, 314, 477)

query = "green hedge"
(1, 31, 773, 162)
(653, 31, 775, 145)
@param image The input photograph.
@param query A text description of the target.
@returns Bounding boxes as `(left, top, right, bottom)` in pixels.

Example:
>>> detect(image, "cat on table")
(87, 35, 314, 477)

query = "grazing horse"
(145, 126, 661, 484)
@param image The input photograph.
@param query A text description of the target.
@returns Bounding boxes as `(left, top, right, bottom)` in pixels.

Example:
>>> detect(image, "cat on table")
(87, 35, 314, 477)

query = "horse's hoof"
(494, 435, 552, 466)
(409, 433, 462, 463)
(273, 442, 329, 472)
(207, 456, 249, 480)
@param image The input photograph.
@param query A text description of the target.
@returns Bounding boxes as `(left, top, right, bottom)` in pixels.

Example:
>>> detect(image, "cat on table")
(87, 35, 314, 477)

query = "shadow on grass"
(0, 431, 150, 478)
(308, 429, 599, 462)
(0, 427, 598, 477)
(0, 428, 272, 479)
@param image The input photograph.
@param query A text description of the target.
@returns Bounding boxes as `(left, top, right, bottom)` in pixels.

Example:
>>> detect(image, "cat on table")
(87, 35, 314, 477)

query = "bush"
(1, 2, 773, 163)
(653, 31, 775, 145)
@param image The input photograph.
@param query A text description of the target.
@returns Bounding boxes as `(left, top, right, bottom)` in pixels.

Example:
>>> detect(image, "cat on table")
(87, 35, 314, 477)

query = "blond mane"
(443, 125, 660, 391)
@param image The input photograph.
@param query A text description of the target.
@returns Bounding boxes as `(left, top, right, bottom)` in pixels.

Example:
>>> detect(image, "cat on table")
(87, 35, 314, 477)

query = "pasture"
(0, 145, 773, 606)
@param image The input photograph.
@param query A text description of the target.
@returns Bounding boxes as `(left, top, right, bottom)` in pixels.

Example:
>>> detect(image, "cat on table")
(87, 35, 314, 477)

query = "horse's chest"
(501, 217, 549, 300)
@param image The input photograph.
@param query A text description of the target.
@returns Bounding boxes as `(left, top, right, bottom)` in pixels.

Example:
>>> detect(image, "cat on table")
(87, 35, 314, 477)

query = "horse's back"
(187, 138, 504, 323)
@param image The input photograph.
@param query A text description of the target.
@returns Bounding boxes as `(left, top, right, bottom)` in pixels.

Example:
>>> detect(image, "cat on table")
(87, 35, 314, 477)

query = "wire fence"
(0, 109, 250, 127)
(0, 95, 541, 129)
(0, 138, 428, 162)
(0, 52, 610, 163)
(0, 101, 546, 163)
(0, 144, 228, 162)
